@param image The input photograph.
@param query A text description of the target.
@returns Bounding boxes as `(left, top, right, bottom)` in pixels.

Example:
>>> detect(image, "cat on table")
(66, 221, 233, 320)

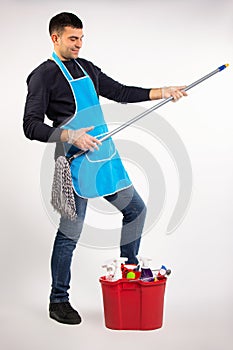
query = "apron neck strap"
(52, 52, 73, 81)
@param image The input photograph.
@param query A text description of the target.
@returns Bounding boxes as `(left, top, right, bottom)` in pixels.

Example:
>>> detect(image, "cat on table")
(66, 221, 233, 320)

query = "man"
(23, 12, 187, 325)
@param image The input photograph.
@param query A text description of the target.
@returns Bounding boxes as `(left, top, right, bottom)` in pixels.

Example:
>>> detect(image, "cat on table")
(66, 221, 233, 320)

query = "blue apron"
(52, 52, 132, 198)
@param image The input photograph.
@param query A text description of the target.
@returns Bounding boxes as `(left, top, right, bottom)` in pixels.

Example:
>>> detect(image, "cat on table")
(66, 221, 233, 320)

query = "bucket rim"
(99, 276, 166, 286)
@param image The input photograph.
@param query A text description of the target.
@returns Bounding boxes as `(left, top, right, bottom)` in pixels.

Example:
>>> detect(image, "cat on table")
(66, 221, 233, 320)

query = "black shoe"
(49, 302, 82, 325)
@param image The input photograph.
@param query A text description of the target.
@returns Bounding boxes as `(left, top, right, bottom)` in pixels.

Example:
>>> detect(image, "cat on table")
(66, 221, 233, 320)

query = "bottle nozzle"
(137, 255, 152, 268)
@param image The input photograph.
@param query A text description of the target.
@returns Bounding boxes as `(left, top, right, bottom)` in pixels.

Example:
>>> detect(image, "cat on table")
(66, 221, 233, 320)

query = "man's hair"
(49, 12, 83, 35)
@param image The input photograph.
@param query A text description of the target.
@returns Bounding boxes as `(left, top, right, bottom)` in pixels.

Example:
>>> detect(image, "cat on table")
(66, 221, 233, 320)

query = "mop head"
(51, 156, 77, 220)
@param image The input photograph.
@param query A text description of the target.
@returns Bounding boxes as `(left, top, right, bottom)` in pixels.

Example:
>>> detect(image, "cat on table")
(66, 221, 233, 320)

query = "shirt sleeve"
(23, 67, 62, 143)
(97, 69, 151, 103)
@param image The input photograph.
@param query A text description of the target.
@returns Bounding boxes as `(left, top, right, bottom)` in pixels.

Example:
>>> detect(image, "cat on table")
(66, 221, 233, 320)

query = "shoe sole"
(49, 312, 82, 325)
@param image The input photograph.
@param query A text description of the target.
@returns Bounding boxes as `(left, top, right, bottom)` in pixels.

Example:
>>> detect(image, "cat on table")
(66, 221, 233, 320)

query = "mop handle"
(67, 63, 229, 163)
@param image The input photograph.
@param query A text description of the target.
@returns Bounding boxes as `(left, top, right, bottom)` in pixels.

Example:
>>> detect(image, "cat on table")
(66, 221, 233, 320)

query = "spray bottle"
(138, 256, 154, 282)
(102, 262, 116, 281)
(112, 257, 128, 281)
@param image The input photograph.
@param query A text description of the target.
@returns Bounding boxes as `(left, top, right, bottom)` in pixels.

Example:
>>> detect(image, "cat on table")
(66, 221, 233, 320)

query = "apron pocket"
(85, 137, 116, 162)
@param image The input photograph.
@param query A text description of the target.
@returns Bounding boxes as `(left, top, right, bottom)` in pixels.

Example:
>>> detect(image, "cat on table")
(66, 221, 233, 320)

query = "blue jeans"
(50, 185, 146, 303)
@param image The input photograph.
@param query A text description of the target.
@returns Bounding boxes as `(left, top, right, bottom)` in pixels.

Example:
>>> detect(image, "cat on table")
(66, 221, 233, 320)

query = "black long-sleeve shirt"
(23, 57, 151, 143)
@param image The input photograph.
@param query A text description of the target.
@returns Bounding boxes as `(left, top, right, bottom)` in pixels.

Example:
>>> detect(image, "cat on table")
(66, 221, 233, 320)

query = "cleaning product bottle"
(112, 257, 128, 281)
(122, 263, 138, 279)
(157, 265, 171, 279)
(138, 256, 154, 282)
(102, 262, 115, 281)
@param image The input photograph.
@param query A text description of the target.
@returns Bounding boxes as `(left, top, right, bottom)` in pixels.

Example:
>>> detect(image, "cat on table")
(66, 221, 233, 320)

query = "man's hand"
(162, 86, 188, 101)
(61, 126, 102, 151)
(149, 86, 188, 101)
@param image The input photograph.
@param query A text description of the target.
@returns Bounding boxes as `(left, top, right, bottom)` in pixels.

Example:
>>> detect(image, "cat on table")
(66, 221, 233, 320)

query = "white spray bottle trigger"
(112, 257, 128, 281)
(137, 256, 152, 269)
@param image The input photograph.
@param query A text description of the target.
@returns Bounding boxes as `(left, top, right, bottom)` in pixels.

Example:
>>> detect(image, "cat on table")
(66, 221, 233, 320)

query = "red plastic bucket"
(99, 277, 166, 330)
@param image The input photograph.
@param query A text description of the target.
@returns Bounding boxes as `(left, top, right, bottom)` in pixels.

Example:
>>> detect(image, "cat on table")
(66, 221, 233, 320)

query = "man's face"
(52, 26, 84, 60)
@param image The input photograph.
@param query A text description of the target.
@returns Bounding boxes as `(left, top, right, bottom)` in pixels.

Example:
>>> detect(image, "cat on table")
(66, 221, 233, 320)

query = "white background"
(0, 0, 233, 349)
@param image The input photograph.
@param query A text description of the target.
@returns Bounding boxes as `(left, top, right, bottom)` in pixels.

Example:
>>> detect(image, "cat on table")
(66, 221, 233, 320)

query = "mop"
(51, 64, 229, 220)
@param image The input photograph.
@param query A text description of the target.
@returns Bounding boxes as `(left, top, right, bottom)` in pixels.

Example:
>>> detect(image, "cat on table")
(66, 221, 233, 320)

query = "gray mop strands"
(50, 64, 229, 220)
(51, 155, 77, 220)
